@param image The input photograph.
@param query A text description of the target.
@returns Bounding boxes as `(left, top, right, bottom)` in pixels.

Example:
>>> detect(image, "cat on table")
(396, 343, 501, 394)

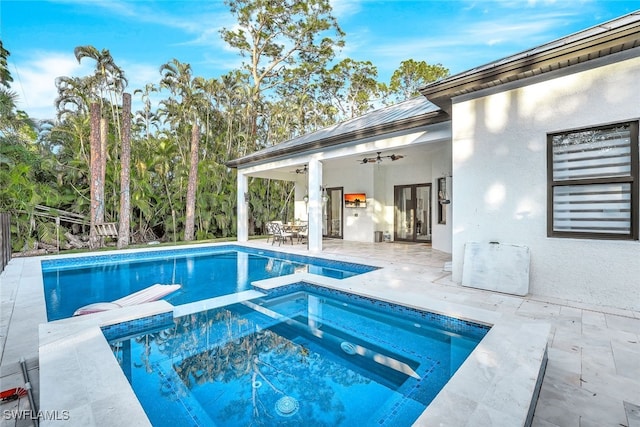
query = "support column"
(237, 172, 249, 242)
(307, 159, 323, 252)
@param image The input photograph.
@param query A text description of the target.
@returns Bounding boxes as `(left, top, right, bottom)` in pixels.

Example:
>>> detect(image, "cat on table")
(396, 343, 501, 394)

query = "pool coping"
(39, 302, 172, 426)
(256, 274, 550, 426)
(33, 243, 549, 426)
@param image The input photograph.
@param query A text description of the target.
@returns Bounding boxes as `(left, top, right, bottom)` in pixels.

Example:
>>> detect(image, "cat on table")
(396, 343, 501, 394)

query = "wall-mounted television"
(344, 193, 367, 208)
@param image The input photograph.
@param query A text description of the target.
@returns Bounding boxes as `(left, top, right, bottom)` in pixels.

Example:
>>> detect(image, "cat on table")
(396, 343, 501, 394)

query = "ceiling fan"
(359, 152, 404, 164)
(290, 165, 307, 174)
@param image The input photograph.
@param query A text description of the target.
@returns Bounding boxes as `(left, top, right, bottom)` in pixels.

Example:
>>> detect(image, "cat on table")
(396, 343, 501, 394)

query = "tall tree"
(74, 46, 128, 229)
(0, 41, 13, 89)
(220, 0, 344, 147)
(387, 59, 449, 103)
(159, 59, 205, 242)
(321, 59, 383, 119)
(117, 93, 131, 249)
(184, 122, 200, 241)
(88, 102, 102, 249)
(74, 46, 127, 141)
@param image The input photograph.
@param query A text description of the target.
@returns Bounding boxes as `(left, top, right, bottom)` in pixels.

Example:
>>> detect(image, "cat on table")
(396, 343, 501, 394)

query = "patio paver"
(0, 240, 638, 426)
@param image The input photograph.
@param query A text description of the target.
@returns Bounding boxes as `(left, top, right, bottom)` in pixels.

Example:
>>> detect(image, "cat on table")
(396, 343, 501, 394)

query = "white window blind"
(552, 183, 631, 234)
(552, 126, 631, 181)
(549, 122, 637, 239)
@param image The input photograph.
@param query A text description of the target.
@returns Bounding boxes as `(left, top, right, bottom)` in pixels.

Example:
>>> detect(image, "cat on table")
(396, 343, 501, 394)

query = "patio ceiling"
(239, 144, 431, 181)
(235, 128, 449, 182)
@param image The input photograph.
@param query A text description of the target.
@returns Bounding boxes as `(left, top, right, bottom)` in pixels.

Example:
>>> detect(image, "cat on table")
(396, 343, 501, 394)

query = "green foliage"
(322, 59, 384, 119)
(0, 40, 13, 88)
(1, 4, 451, 252)
(36, 219, 59, 246)
(387, 59, 450, 103)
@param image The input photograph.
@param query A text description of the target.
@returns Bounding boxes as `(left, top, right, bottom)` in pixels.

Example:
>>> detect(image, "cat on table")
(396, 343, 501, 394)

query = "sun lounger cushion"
(73, 283, 180, 316)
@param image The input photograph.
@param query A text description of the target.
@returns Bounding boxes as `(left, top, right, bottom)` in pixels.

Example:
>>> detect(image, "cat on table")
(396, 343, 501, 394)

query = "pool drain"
(340, 341, 357, 355)
(275, 396, 299, 417)
(160, 382, 172, 395)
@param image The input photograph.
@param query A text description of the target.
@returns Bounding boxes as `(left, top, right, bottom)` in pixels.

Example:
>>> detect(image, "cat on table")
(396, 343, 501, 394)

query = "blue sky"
(2, 0, 639, 121)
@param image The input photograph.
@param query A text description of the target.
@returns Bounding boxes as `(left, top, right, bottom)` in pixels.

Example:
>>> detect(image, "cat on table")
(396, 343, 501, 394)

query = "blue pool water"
(41, 245, 377, 321)
(107, 283, 490, 427)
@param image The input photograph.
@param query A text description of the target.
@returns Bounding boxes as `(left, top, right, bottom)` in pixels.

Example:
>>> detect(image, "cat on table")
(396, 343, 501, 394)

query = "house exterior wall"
(430, 145, 453, 253)
(379, 154, 433, 242)
(319, 142, 452, 249)
(451, 51, 640, 311)
(324, 163, 376, 241)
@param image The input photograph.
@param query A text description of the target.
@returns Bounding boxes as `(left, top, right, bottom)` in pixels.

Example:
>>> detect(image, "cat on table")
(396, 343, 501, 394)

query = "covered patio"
(227, 96, 453, 254)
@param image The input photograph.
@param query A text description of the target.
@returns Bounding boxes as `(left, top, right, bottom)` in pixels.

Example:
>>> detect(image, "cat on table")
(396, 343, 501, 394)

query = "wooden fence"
(0, 212, 10, 273)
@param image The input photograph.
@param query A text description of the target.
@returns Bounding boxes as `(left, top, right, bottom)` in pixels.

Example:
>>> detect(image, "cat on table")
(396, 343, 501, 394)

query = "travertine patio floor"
(1, 239, 638, 426)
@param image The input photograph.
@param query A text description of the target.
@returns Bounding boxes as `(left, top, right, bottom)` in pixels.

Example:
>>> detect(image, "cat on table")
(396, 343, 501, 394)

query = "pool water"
(41, 246, 376, 321)
(108, 284, 489, 426)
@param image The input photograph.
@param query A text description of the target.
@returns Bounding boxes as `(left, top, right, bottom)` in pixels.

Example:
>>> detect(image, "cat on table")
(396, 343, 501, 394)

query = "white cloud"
(10, 51, 164, 121)
(122, 62, 161, 91)
(10, 52, 92, 120)
(330, 0, 362, 20)
(338, 5, 591, 81)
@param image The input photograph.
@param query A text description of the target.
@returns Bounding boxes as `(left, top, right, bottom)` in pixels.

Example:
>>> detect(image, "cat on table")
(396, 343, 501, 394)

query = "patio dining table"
(283, 223, 306, 242)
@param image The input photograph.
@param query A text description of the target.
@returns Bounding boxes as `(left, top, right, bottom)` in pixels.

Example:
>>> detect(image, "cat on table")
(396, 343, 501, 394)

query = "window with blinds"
(548, 121, 638, 239)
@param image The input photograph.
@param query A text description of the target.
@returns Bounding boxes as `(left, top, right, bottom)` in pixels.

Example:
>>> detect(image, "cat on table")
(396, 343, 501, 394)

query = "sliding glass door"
(394, 184, 431, 242)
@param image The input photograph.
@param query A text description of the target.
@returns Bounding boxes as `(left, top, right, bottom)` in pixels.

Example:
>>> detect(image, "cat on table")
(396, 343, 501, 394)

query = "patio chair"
(297, 224, 308, 244)
(271, 221, 293, 246)
(266, 220, 283, 244)
(265, 221, 275, 243)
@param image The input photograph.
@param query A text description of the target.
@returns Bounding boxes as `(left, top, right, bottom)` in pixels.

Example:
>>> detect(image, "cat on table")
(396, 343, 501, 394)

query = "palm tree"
(88, 102, 102, 249)
(133, 83, 160, 142)
(74, 45, 128, 141)
(54, 76, 92, 119)
(159, 59, 207, 242)
(117, 93, 132, 249)
(74, 46, 127, 247)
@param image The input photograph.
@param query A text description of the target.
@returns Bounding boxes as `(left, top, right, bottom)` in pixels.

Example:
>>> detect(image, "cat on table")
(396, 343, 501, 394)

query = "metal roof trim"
(420, 11, 640, 112)
(226, 97, 448, 168)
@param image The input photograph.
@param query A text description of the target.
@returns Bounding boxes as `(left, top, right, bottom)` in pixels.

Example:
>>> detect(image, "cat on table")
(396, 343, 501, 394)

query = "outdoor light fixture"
(302, 186, 328, 203)
(438, 175, 451, 205)
(244, 192, 249, 203)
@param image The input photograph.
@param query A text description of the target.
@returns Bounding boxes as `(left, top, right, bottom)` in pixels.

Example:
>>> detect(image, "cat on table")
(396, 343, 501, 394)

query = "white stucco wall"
(451, 50, 640, 311)
(319, 142, 452, 248)
(249, 122, 452, 249)
(327, 164, 376, 242)
(430, 146, 453, 253)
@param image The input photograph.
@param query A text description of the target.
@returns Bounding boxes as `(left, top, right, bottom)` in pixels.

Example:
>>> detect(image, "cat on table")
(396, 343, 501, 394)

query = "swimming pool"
(41, 245, 377, 321)
(107, 283, 490, 426)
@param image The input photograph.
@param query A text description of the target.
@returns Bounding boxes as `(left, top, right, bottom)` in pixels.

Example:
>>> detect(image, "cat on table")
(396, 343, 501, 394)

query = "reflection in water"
(110, 289, 487, 426)
(112, 306, 371, 426)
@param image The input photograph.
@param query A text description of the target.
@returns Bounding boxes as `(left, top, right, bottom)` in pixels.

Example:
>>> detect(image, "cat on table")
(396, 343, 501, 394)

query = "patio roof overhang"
(230, 118, 452, 182)
(420, 11, 640, 114)
(226, 97, 449, 169)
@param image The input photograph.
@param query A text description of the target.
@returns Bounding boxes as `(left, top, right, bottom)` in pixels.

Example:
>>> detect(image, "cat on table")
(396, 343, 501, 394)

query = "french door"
(394, 184, 431, 242)
(323, 187, 343, 238)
